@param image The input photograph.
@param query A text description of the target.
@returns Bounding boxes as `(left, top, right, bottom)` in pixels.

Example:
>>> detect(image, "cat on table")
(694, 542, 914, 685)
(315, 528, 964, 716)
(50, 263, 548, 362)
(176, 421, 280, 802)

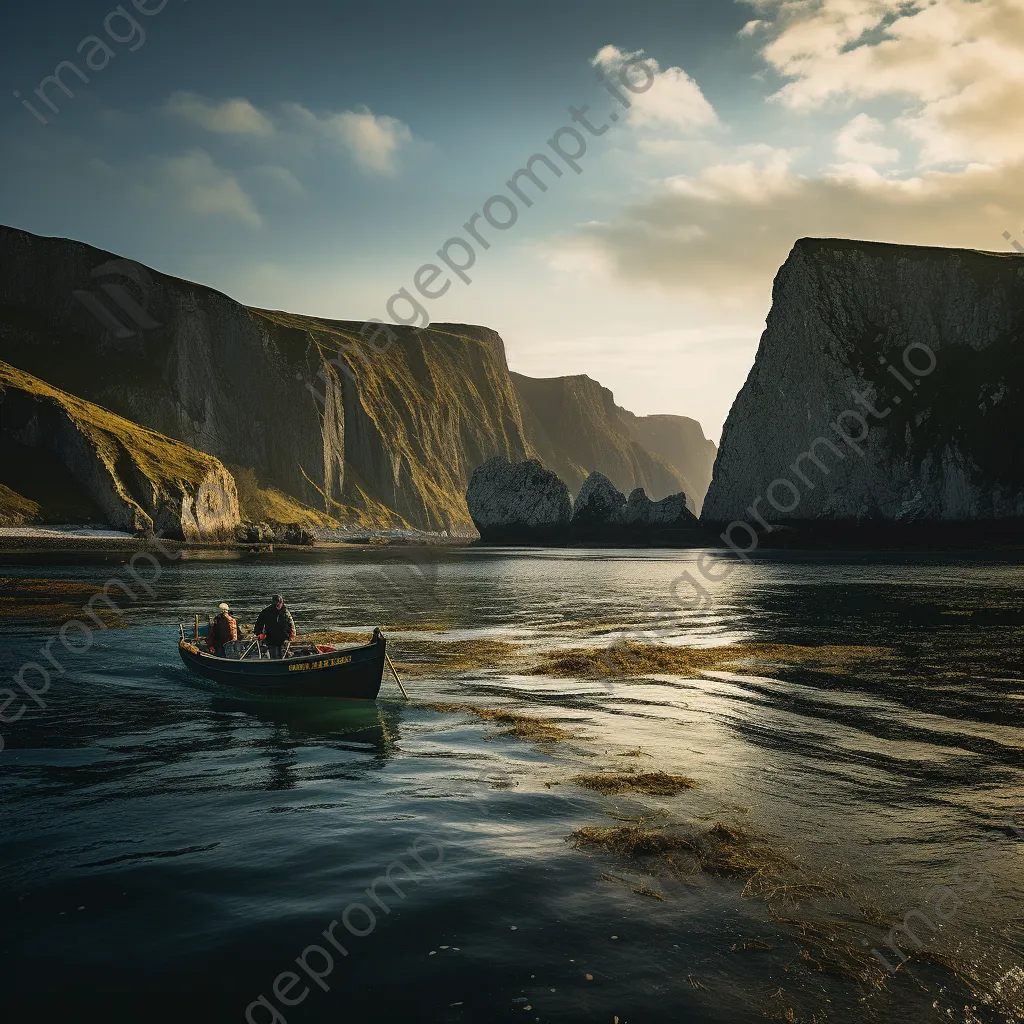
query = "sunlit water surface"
(2, 547, 1023, 1024)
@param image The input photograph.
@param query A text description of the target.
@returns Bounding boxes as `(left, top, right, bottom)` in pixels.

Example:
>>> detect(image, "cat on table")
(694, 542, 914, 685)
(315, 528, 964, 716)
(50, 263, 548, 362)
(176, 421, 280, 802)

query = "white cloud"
(140, 149, 262, 227)
(316, 106, 413, 177)
(164, 91, 275, 137)
(834, 113, 900, 165)
(740, 19, 765, 36)
(161, 93, 416, 176)
(280, 103, 413, 176)
(746, 0, 1024, 167)
(550, 148, 1024, 299)
(663, 146, 801, 202)
(590, 45, 719, 133)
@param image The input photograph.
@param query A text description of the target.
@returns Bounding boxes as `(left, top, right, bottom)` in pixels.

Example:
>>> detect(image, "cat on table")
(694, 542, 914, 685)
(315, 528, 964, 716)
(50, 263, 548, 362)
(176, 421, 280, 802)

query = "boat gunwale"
(178, 637, 381, 667)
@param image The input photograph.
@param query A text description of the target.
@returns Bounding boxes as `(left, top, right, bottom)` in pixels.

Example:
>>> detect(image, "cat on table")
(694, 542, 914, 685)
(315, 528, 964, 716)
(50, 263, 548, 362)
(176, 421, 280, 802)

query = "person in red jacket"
(210, 602, 238, 657)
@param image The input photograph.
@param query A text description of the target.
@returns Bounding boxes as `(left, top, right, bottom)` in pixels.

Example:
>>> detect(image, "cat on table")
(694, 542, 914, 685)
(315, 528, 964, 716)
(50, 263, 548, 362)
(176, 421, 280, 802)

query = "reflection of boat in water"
(210, 693, 402, 756)
(177, 620, 386, 699)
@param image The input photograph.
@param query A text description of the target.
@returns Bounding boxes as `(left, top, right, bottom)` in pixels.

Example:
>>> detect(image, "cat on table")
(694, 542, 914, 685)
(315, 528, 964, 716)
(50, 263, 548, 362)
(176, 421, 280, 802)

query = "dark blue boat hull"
(178, 637, 387, 699)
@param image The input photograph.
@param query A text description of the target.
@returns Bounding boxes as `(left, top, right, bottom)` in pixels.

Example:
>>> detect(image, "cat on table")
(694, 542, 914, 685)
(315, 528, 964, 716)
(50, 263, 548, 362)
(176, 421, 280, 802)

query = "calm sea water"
(2, 547, 1023, 1024)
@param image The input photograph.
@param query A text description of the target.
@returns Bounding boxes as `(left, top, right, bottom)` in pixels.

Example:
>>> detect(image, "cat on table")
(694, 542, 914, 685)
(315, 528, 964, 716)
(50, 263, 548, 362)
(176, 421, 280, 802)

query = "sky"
(3, 0, 1023, 441)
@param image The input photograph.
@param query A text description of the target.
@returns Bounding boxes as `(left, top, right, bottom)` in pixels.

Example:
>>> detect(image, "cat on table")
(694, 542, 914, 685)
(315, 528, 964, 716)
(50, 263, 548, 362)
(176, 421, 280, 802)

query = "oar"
(385, 651, 409, 700)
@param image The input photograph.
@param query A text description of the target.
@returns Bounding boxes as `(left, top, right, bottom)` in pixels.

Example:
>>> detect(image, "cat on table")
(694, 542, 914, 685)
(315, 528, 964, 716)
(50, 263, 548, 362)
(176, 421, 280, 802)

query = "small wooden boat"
(177, 620, 388, 699)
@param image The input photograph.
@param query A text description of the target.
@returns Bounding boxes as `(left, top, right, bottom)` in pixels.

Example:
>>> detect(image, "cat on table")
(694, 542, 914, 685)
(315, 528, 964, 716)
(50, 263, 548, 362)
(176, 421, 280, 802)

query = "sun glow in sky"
(3, 0, 1023, 440)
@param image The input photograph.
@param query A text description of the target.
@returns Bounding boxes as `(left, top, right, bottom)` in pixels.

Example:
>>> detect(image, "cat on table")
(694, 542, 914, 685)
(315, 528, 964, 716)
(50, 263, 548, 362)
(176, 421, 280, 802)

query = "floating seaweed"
(426, 702, 573, 743)
(571, 771, 696, 796)
(533, 641, 888, 680)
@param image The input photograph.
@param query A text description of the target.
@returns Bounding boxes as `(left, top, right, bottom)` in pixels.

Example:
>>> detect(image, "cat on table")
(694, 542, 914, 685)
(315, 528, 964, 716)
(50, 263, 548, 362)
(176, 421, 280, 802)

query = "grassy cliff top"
(0, 360, 228, 489)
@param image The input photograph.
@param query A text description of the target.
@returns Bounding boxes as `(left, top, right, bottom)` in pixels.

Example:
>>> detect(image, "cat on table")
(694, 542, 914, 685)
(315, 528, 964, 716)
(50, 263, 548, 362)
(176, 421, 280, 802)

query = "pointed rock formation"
(570, 472, 627, 539)
(465, 456, 572, 543)
(621, 487, 698, 530)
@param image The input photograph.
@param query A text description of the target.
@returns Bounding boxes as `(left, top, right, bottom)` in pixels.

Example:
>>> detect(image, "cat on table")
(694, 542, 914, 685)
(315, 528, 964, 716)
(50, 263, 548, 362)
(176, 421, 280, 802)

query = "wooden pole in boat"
(385, 652, 409, 700)
(194, 614, 199, 642)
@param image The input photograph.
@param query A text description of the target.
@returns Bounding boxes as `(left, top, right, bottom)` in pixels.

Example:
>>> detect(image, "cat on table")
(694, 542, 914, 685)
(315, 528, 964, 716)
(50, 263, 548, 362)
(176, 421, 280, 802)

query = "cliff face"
(0, 225, 714, 534)
(1, 360, 239, 539)
(511, 372, 714, 512)
(616, 409, 717, 514)
(0, 227, 532, 532)
(703, 238, 1024, 525)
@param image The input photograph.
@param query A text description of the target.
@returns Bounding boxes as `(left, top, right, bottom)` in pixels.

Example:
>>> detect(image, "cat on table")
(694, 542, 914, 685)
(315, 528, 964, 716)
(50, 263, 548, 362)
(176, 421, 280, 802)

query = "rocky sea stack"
(465, 457, 573, 543)
(467, 460, 699, 546)
(571, 473, 699, 543)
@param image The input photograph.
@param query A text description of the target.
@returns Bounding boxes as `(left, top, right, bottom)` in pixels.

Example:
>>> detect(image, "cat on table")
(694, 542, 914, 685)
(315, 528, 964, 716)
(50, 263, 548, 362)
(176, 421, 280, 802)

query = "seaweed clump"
(533, 642, 886, 679)
(572, 771, 696, 796)
(394, 639, 521, 676)
(570, 821, 792, 883)
(0, 575, 127, 623)
(427, 702, 573, 743)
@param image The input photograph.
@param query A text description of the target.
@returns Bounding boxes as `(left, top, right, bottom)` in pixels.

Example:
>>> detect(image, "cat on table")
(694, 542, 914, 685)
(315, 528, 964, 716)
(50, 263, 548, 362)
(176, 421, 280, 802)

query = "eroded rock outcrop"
(0, 360, 239, 539)
(570, 472, 628, 539)
(702, 238, 1024, 532)
(467, 463, 699, 545)
(622, 487, 698, 531)
(465, 457, 572, 542)
(571, 474, 699, 542)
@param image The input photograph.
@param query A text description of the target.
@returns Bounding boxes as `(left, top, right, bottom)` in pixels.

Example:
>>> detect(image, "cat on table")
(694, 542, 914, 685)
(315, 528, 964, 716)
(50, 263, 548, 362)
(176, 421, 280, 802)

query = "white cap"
(218, 602, 230, 612)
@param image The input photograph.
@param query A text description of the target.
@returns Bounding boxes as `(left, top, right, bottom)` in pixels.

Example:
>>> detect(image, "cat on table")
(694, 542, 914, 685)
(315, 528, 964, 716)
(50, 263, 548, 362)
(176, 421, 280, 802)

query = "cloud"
(164, 91, 275, 137)
(255, 164, 306, 196)
(590, 45, 719, 133)
(315, 106, 413, 176)
(745, 0, 1024, 167)
(834, 113, 900, 165)
(161, 92, 415, 176)
(546, 148, 1024, 300)
(140, 149, 262, 227)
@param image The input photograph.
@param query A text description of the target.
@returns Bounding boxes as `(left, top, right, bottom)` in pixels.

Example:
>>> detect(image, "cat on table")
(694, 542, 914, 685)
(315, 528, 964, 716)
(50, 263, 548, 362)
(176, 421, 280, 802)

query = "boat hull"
(178, 636, 387, 699)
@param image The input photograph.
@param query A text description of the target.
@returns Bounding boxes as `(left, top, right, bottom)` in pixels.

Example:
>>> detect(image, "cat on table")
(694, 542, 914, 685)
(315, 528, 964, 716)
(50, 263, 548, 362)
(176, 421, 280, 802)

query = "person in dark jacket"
(255, 594, 297, 658)
(210, 602, 238, 657)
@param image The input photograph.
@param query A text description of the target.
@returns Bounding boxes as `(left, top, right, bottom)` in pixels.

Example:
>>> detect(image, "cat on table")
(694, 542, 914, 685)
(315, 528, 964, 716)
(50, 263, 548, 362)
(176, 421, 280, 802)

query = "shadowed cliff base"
(701, 519, 1024, 551)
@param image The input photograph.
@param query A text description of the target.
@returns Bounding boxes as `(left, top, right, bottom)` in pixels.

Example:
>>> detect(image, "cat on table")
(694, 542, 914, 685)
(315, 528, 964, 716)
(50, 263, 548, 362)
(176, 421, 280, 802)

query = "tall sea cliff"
(0, 226, 714, 534)
(703, 238, 1024, 529)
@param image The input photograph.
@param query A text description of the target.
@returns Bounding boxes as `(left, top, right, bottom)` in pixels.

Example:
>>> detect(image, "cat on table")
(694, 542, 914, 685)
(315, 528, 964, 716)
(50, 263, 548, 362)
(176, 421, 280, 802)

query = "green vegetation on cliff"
(0, 360, 239, 538)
